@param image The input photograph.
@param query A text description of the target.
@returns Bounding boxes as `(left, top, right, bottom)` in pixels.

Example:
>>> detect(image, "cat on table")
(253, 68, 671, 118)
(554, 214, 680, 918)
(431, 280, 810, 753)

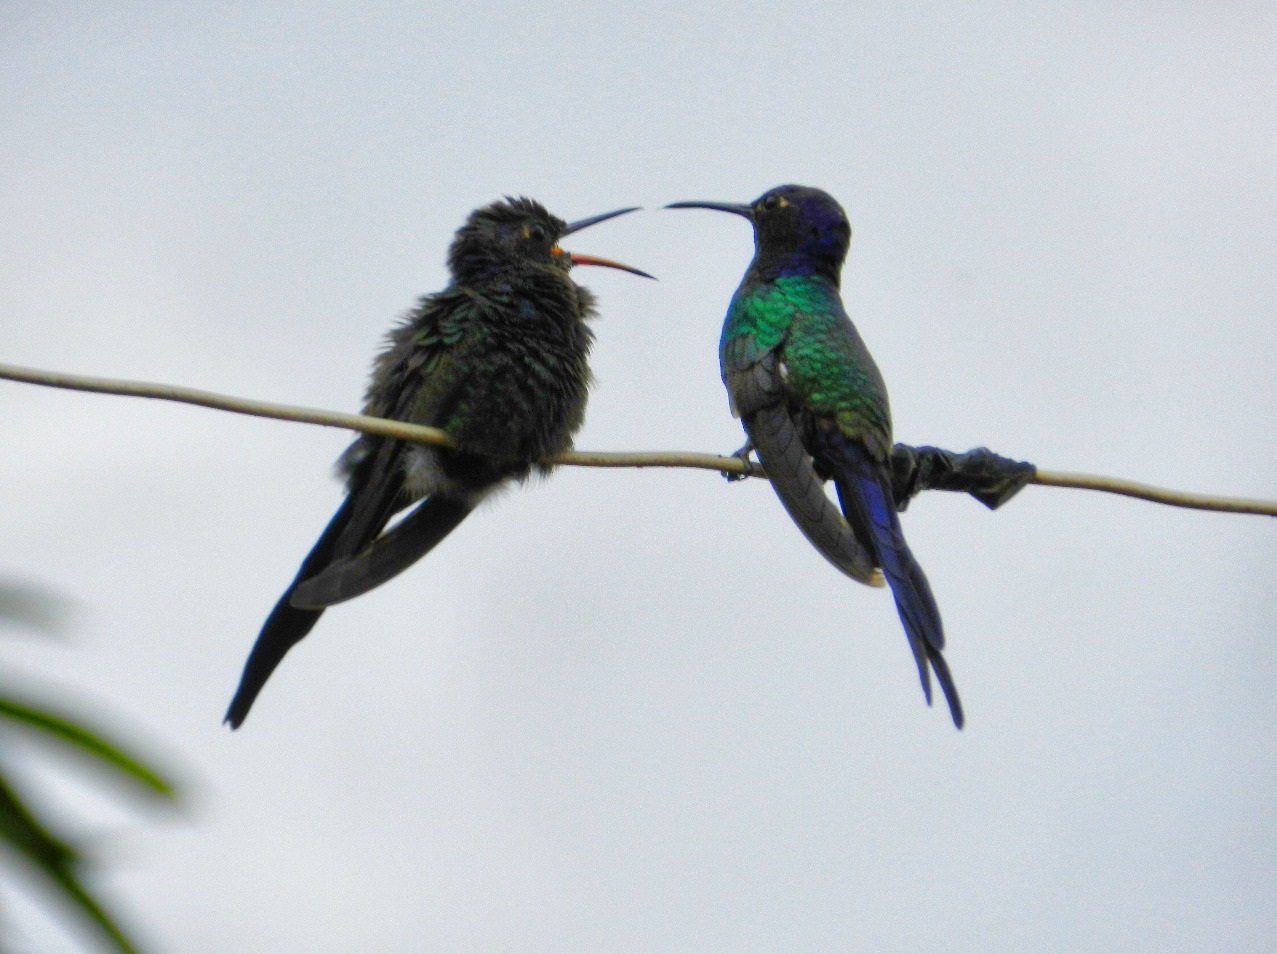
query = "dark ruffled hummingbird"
(225, 197, 652, 728)
(667, 184, 963, 728)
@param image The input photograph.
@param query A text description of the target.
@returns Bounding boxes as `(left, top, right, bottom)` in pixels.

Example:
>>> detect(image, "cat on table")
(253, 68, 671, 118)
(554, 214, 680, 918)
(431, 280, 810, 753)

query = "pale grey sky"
(2, 3, 1275, 952)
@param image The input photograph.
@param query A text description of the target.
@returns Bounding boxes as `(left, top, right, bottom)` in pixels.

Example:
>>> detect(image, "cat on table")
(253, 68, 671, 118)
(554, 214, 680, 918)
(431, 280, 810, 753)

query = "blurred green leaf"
(0, 582, 69, 636)
(0, 774, 139, 954)
(0, 696, 173, 797)
(1, 579, 175, 954)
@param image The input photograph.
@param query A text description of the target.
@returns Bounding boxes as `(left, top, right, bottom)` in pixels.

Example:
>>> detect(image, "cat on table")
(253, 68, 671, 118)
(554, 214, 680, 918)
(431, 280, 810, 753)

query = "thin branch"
(2, 361, 1273, 518)
(1032, 468, 1277, 517)
(0, 361, 458, 450)
(0, 361, 767, 477)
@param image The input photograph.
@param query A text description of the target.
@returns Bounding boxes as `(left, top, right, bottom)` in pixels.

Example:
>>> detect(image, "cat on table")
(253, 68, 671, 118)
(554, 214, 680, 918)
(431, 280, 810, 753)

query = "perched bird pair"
(226, 187, 965, 730)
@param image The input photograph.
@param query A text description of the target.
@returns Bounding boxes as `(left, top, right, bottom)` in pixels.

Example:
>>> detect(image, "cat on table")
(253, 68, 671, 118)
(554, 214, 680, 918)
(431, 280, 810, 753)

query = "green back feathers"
(722, 274, 892, 454)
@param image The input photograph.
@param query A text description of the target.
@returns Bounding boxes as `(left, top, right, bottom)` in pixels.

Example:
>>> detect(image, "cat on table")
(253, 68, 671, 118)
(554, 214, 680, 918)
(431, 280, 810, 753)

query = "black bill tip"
(664, 200, 755, 221)
(561, 206, 642, 236)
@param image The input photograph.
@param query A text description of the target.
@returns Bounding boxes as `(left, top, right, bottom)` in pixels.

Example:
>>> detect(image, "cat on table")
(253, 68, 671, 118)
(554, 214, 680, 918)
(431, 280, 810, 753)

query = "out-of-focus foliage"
(1, 583, 175, 954)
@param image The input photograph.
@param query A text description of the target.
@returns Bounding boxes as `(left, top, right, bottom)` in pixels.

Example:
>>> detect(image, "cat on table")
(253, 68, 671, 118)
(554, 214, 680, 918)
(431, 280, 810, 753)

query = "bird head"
(447, 198, 653, 282)
(666, 184, 851, 280)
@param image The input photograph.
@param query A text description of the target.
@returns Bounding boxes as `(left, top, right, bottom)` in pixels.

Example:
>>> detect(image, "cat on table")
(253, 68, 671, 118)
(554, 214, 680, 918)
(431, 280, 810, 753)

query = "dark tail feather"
(831, 437, 964, 729)
(225, 452, 407, 729)
(289, 495, 474, 609)
(224, 597, 323, 729)
(223, 495, 361, 729)
(744, 403, 882, 586)
(927, 645, 965, 730)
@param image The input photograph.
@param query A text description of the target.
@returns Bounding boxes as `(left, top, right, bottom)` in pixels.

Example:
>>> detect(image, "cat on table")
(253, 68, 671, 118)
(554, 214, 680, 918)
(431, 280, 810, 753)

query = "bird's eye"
(760, 194, 787, 212)
(524, 223, 548, 242)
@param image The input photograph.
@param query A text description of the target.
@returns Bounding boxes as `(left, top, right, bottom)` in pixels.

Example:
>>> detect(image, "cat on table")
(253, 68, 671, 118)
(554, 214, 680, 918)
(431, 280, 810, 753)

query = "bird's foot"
(723, 438, 758, 482)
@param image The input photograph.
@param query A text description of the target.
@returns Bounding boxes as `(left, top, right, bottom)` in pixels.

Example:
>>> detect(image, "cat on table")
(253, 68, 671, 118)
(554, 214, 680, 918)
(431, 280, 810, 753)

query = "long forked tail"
(225, 444, 408, 729)
(744, 402, 884, 586)
(829, 435, 965, 729)
(224, 491, 368, 729)
(290, 495, 474, 609)
(224, 595, 322, 729)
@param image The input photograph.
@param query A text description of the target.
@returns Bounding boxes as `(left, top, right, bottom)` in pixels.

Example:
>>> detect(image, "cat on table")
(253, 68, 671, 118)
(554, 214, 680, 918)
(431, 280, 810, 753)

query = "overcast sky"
(2, 3, 1275, 952)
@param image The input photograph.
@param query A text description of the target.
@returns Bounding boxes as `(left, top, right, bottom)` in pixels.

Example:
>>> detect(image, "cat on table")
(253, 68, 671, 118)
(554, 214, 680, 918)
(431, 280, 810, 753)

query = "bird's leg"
(724, 436, 758, 482)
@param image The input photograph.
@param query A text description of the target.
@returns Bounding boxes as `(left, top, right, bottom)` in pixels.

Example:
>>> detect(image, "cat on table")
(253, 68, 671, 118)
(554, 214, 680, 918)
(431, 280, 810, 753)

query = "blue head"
(667, 184, 852, 282)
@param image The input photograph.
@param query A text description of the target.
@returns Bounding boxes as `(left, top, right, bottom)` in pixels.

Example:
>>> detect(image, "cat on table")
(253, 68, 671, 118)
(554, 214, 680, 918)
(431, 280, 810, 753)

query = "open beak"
(664, 200, 755, 222)
(563, 252, 654, 279)
(558, 206, 655, 279)
(561, 207, 640, 236)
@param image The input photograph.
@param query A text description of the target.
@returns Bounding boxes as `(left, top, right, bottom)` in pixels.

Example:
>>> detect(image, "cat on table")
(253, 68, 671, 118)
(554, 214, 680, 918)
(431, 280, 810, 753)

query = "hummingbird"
(224, 197, 652, 728)
(667, 185, 963, 728)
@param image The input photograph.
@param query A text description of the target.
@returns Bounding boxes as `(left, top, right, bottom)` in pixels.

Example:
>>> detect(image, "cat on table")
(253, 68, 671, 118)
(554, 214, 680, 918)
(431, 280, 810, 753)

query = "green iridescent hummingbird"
(225, 197, 652, 728)
(668, 184, 963, 727)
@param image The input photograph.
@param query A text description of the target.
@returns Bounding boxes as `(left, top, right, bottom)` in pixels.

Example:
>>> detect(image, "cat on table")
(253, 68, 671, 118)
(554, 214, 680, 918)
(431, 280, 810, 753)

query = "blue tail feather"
(825, 432, 964, 728)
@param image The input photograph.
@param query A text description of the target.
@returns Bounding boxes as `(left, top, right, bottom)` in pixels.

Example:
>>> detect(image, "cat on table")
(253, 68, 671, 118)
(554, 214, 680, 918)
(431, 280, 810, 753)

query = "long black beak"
(559, 206, 655, 279)
(664, 200, 755, 221)
(561, 207, 641, 236)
